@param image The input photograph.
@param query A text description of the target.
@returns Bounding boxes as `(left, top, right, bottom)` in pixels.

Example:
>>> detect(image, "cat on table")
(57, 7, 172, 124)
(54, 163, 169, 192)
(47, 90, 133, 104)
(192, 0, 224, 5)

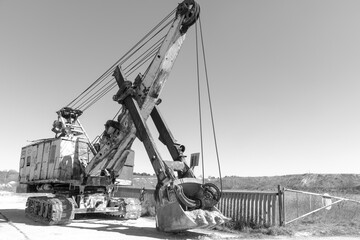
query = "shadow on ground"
(0, 209, 42, 226)
(72, 213, 208, 239)
(0, 209, 208, 239)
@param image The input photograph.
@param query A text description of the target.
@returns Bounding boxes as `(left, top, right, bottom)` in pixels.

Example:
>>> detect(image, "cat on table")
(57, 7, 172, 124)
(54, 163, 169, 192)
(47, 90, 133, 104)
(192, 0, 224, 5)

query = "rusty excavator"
(18, 0, 229, 232)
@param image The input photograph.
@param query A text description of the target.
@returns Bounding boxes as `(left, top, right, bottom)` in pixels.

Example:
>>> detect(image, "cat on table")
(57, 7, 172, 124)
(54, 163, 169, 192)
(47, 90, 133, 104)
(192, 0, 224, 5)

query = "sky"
(1, 0, 360, 177)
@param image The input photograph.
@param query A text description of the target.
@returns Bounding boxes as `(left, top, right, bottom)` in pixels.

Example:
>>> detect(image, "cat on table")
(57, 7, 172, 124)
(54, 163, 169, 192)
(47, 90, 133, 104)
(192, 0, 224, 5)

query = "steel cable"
(123, 36, 165, 73)
(76, 77, 115, 110)
(80, 37, 164, 111)
(198, 17, 223, 195)
(71, 23, 170, 110)
(195, 21, 205, 184)
(82, 82, 117, 111)
(66, 8, 176, 110)
(82, 44, 162, 111)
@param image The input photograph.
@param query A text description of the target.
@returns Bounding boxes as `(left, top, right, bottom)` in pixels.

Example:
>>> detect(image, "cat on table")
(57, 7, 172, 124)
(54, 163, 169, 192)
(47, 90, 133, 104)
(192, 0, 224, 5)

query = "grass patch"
(284, 191, 360, 225)
(221, 218, 293, 237)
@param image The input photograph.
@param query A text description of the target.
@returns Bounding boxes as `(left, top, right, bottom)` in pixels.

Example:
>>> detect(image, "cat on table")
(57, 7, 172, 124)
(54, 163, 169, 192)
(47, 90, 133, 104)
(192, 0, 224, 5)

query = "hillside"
(218, 173, 360, 193)
(132, 173, 360, 193)
(2, 170, 360, 193)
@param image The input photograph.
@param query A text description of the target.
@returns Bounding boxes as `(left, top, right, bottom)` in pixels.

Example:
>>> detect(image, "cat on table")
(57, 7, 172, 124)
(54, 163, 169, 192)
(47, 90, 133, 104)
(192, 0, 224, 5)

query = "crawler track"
(25, 196, 75, 225)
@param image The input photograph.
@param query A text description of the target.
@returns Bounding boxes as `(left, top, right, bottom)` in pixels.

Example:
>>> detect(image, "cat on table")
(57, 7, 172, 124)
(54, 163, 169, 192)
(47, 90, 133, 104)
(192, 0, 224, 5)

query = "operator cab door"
(31, 143, 44, 181)
(24, 146, 35, 182)
(40, 142, 51, 179)
(47, 139, 60, 179)
(19, 148, 26, 182)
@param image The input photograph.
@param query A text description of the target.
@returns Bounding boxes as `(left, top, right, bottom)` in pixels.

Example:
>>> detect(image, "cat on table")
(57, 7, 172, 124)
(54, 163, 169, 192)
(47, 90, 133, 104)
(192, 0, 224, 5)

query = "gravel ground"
(1, 191, 359, 240)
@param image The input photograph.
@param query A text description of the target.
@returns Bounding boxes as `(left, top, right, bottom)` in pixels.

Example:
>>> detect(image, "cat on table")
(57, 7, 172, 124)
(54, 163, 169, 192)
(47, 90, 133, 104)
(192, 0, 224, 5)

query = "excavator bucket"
(155, 178, 230, 232)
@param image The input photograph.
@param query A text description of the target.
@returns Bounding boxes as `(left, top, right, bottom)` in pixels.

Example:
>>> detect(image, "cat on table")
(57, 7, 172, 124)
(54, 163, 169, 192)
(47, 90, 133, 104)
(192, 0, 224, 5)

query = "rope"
(77, 78, 115, 110)
(123, 36, 165, 73)
(85, 36, 163, 110)
(80, 20, 172, 140)
(195, 21, 205, 184)
(82, 81, 117, 111)
(81, 36, 164, 111)
(71, 26, 169, 111)
(66, 8, 177, 111)
(124, 37, 165, 76)
(81, 40, 162, 112)
(198, 17, 223, 194)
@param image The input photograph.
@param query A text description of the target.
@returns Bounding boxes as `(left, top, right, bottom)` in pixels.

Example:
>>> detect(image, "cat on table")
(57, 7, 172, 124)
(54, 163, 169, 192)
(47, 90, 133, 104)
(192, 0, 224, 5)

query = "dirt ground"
(0, 191, 359, 240)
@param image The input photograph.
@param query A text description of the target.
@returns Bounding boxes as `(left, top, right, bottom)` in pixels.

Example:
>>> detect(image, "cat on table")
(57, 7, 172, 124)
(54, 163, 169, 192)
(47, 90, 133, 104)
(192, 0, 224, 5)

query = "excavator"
(18, 0, 229, 232)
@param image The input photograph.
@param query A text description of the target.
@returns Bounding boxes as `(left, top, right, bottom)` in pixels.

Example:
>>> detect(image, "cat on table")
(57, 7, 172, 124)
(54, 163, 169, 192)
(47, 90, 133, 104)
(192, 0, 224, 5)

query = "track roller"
(25, 196, 75, 225)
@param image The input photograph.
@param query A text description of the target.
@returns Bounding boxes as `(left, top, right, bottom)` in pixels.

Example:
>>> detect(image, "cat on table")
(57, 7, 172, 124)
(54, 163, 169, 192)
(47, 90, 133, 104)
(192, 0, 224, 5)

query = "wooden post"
(262, 194, 267, 226)
(267, 194, 271, 225)
(271, 194, 276, 226)
(247, 194, 251, 222)
(278, 185, 284, 226)
(226, 194, 230, 217)
(254, 193, 259, 225)
(236, 193, 241, 221)
(251, 194, 255, 223)
(232, 194, 236, 221)
(239, 193, 244, 222)
(259, 194, 263, 225)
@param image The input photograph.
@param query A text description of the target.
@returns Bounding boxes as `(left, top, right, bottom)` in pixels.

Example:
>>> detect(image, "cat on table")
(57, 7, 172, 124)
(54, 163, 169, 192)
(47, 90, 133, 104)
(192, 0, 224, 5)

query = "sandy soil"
(0, 192, 241, 240)
(1, 191, 359, 240)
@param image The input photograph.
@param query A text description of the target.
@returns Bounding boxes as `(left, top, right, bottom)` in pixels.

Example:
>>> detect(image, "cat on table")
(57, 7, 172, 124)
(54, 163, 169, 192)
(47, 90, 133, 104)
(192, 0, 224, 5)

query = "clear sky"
(1, 0, 360, 177)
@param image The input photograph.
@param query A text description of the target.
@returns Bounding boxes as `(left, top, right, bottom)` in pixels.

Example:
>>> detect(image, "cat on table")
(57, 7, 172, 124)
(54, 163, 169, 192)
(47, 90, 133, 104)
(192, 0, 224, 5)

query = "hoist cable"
(78, 36, 164, 111)
(70, 73, 112, 109)
(76, 77, 114, 110)
(120, 20, 172, 71)
(72, 21, 170, 111)
(66, 8, 177, 110)
(195, 21, 205, 184)
(125, 45, 161, 77)
(199, 17, 223, 194)
(68, 9, 175, 108)
(72, 20, 171, 110)
(82, 41, 162, 111)
(73, 19, 172, 111)
(82, 82, 117, 111)
(123, 36, 165, 73)
(77, 43, 161, 110)
(84, 44, 161, 111)
(126, 52, 157, 77)
(82, 47, 159, 111)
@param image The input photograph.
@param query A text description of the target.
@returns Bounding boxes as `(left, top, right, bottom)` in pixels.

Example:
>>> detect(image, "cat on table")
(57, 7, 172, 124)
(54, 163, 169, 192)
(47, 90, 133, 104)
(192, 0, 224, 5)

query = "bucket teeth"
(186, 208, 230, 228)
(155, 179, 230, 232)
(156, 201, 230, 232)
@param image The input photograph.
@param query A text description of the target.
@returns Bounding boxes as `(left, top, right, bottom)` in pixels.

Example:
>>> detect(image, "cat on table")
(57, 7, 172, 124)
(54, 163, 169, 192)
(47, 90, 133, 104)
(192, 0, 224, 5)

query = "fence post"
(278, 185, 285, 226)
